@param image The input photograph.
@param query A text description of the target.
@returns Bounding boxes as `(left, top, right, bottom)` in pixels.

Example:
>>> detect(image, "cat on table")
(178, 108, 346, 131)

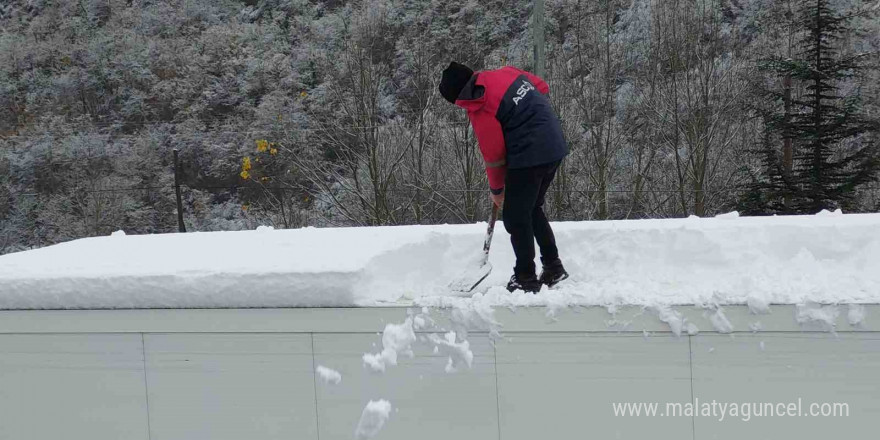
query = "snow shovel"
(449, 203, 499, 293)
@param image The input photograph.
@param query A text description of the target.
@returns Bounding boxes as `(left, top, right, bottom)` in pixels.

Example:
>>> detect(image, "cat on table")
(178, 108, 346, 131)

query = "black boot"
(506, 272, 541, 293)
(539, 257, 569, 288)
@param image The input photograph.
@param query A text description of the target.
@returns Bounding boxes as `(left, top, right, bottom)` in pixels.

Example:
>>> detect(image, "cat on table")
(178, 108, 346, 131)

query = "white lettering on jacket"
(512, 80, 536, 106)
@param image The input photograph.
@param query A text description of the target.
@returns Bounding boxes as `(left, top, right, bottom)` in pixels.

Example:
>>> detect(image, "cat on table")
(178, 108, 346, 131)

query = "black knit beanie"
(439, 61, 474, 104)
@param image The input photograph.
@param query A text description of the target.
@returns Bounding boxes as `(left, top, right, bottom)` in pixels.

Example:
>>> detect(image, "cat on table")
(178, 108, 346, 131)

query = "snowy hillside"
(0, 211, 878, 310)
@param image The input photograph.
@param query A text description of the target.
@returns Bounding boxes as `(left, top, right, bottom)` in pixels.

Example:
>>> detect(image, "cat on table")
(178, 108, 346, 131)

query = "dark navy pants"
(502, 160, 561, 276)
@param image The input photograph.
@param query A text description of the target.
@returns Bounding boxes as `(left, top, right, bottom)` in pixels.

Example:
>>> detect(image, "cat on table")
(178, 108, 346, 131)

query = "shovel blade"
(449, 262, 493, 293)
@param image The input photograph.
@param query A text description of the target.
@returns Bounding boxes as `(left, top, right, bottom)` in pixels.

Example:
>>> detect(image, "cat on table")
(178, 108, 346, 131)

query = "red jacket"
(455, 66, 568, 192)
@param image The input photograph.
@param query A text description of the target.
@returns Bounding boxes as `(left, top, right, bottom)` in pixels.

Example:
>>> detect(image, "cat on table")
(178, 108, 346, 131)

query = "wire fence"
(10, 183, 755, 197)
(0, 112, 472, 141)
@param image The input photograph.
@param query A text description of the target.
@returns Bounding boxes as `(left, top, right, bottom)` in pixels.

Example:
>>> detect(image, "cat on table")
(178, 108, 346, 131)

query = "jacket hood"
(454, 73, 486, 111)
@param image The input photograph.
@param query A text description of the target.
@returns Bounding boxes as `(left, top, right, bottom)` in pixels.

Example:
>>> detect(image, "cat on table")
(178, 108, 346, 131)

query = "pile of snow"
(1, 212, 879, 309)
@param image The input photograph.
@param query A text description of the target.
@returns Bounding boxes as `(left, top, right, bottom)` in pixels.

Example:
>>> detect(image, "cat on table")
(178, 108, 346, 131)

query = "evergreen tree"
(739, 127, 793, 216)
(744, 0, 879, 214)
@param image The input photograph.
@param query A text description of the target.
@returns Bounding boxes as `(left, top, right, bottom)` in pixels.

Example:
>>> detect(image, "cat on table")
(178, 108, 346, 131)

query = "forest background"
(1, 0, 878, 254)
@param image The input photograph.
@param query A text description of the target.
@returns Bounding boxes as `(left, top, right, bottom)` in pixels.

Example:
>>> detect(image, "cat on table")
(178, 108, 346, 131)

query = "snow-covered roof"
(0, 211, 878, 310)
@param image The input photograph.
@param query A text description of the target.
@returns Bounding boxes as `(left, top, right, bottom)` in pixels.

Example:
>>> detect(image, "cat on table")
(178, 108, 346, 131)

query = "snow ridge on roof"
(0, 211, 878, 310)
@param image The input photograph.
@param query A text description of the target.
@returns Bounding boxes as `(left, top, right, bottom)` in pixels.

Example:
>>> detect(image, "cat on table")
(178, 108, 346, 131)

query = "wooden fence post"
(173, 149, 186, 232)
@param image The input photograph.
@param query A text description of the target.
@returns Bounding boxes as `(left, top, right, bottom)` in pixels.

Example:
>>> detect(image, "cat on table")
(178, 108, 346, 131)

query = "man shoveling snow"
(439, 61, 569, 293)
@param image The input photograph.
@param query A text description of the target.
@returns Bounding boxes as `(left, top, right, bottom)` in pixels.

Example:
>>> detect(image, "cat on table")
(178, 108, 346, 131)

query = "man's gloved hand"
(490, 189, 505, 208)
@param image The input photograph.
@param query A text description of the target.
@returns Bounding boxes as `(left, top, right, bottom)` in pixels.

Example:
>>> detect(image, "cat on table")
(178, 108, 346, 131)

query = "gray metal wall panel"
(0, 334, 149, 440)
(691, 333, 880, 439)
(143, 334, 318, 440)
(495, 333, 693, 440)
(0, 309, 877, 439)
(0, 306, 874, 334)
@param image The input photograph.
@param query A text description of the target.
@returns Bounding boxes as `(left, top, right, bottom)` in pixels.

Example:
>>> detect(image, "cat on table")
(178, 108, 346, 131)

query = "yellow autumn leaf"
(242, 204, 249, 211)
(269, 148, 278, 155)
(256, 139, 269, 152)
(242, 156, 252, 171)
(240, 170, 250, 179)
(299, 91, 307, 98)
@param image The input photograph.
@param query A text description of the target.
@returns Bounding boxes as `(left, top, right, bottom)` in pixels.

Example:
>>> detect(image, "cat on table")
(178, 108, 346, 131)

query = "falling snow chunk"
(110, 230, 126, 237)
(710, 307, 734, 333)
(848, 304, 866, 327)
(428, 331, 474, 373)
(413, 315, 426, 329)
(362, 317, 418, 373)
(796, 303, 840, 332)
(355, 399, 392, 439)
(315, 365, 342, 385)
(362, 353, 386, 373)
(747, 295, 770, 315)
(654, 306, 684, 337)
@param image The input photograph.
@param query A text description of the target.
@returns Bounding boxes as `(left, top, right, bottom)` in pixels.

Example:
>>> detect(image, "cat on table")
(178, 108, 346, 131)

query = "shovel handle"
(480, 204, 499, 265)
